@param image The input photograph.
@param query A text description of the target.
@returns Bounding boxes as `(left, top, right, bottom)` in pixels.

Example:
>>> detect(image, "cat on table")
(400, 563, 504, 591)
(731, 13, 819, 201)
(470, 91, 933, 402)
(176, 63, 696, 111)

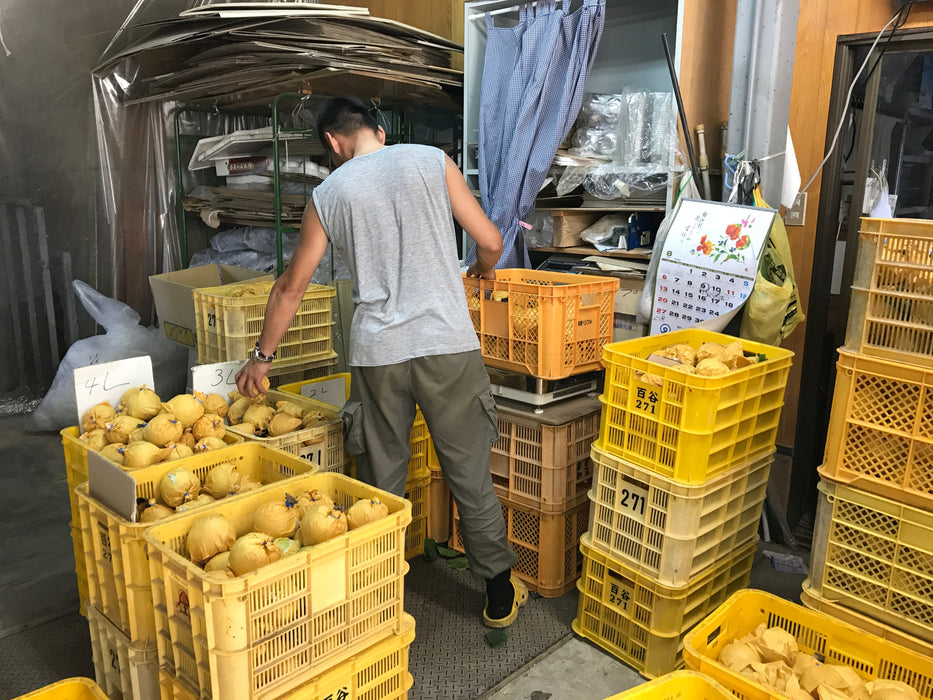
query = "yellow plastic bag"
(739, 187, 805, 345)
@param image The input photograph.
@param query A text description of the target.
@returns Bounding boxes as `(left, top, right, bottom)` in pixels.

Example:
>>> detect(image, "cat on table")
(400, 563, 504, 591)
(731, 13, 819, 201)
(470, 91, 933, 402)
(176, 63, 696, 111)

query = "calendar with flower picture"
(651, 199, 776, 334)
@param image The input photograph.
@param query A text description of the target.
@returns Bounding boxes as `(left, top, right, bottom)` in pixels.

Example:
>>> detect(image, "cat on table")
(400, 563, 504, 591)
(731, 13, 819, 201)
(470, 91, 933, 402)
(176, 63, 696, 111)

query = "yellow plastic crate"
(588, 444, 771, 587)
(573, 537, 756, 678)
(598, 329, 793, 482)
(159, 614, 415, 700)
(194, 281, 336, 368)
(405, 474, 430, 560)
(77, 443, 317, 643)
(144, 472, 411, 700)
(226, 389, 344, 471)
(809, 472, 933, 643)
(603, 670, 737, 699)
(845, 217, 933, 368)
(278, 375, 433, 482)
(268, 354, 339, 389)
(823, 349, 933, 510)
(491, 400, 600, 512)
(463, 269, 620, 380)
(801, 580, 933, 658)
(451, 490, 589, 597)
(71, 520, 89, 618)
(683, 589, 933, 700)
(86, 604, 159, 700)
(13, 678, 108, 700)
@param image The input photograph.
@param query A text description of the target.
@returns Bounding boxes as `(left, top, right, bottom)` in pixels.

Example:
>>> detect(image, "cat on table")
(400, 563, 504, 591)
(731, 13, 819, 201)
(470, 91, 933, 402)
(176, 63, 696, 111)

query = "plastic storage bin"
(268, 354, 339, 389)
(405, 474, 430, 560)
(491, 399, 600, 512)
(144, 472, 411, 700)
(587, 444, 772, 587)
(13, 678, 108, 700)
(823, 348, 933, 510)
(683, 589, 933, 700)
(87, 604, 159, 700)
(77, 443, 317, 642)
(194, 280, 335, 368)
(602, 670, 737, 700)
(158, 614, 416, 700)
(72, 520, 89, 617)
(845, 217, 933, 368)
(278, 376, 433, 482)
(463, 269, 620, 379)
(225, 389, 344, 470)
(801, 580, 933, 658)
(451, 491, 589, 597)
(808, 472, 933, 643)
(598, 329, 792, 482)
(573, 536, 756, 678)
(427, 442, 451, 542)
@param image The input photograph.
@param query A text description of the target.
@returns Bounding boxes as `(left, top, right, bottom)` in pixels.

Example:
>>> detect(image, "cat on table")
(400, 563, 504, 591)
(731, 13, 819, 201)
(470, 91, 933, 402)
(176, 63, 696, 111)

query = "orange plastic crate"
(491, 399, 600, 512)
(823, 348, 933, 510)
(451, 491, 589, 597)
(463, 269, 620, 379)
(598, 329, 792, 482)
(845, 217, 933, 368)
(194, 281, 335, 369)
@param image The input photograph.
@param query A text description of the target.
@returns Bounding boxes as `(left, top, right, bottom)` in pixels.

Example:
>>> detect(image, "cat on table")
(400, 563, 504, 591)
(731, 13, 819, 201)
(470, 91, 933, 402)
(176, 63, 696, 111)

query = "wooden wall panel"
(339, 1, 457, 40)
(779, 2, 933, 447)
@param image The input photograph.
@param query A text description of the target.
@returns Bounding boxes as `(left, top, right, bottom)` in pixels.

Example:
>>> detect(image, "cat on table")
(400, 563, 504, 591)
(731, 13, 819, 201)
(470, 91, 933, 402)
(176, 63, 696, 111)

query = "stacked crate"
(148, 471, 415, 699)
(804, 217, 933, 651)
(573, 329, 794, 677)
(278, 376, 433, 559)
(457, 270, 620, 591)
(450, 395, 601, 595)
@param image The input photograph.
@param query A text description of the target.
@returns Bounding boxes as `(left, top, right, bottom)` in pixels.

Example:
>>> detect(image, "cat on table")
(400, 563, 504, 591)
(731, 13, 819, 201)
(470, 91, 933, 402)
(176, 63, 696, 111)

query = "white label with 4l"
(617, 476, 650, 524)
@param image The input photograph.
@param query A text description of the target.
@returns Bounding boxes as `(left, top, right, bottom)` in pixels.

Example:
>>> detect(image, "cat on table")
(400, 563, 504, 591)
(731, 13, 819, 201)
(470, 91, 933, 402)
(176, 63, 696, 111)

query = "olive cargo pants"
(340, 350, 517, 580)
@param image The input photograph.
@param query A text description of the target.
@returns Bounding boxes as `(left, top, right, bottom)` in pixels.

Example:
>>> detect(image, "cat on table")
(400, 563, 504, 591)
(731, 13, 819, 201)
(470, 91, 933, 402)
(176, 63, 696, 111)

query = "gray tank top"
(312, 144, 480, 366)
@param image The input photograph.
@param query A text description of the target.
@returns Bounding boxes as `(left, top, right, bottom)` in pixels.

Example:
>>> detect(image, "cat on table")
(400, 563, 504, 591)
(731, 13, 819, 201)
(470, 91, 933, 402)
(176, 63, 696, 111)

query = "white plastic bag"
(27, 280, 188, 431)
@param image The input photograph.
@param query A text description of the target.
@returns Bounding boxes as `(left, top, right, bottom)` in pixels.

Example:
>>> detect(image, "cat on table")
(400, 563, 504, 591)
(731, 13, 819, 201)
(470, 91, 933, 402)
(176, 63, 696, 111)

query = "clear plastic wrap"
(568, 93, 623, 159)
(616, 91, 674, 167)
(521, 211, 554, 250)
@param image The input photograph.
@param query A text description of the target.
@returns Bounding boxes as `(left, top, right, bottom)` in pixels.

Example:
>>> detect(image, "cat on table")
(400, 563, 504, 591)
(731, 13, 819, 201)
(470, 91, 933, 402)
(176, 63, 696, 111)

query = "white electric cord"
(798, 8, 903, 195)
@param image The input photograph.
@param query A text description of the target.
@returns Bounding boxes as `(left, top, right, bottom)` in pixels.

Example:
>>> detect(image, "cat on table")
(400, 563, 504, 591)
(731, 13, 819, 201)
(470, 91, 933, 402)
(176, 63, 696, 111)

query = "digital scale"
(487, 367, 601, 412)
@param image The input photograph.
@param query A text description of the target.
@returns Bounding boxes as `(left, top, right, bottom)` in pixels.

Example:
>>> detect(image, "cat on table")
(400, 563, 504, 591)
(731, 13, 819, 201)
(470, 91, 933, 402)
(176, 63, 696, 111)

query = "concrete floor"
(0, 412, 810, 698)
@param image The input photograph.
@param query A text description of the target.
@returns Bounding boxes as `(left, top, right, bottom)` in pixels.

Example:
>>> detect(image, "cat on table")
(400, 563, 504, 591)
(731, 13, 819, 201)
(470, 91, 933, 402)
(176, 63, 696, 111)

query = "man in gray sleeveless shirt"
(237, 97, 526, 628)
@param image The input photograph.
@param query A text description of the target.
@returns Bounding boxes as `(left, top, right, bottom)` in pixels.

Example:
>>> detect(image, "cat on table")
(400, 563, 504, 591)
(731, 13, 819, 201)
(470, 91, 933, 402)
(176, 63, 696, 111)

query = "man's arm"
(235, 202, 329, 397)
(445, 155, 502, 278)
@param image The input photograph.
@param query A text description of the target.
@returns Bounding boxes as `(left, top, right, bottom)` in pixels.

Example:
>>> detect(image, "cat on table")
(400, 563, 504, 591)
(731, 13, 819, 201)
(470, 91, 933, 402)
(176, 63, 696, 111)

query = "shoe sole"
(483, 576, 528, 628)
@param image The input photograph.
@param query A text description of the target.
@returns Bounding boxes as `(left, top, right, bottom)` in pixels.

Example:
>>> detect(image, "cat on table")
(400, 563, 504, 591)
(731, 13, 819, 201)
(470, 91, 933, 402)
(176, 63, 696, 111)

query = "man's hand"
(236, 358, 271, 398)
(466, 262, 496, 280)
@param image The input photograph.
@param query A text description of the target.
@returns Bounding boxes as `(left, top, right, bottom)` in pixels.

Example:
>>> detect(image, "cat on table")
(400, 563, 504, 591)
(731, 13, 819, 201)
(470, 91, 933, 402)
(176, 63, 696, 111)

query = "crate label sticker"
(192, 359, 247, 396)
(633, 385, 660, 416)
(299, 377, 347, 409)
(297, 436, 326, 463)
(74, 356, 154, 424)
(650, 198, 775, 334)
(617, 477, 649, 524)
(603, 570, 635, 618)
(310, 556, 347, 614)
(96, 520, 113, 567)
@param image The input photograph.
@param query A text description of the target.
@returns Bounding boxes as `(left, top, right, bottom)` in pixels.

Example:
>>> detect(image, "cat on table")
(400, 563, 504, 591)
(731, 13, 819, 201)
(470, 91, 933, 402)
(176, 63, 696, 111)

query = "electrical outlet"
(785, 192, 807, 227)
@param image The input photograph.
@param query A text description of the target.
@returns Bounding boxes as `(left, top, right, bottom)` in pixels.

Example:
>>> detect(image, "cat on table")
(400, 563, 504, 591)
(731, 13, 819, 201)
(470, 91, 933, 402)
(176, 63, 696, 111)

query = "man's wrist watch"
(252, 342, 276, 363)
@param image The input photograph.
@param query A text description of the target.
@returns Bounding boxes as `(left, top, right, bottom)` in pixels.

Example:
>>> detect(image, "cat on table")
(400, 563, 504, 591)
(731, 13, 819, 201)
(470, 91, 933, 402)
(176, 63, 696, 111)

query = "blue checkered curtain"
(468, 0, 606, 268)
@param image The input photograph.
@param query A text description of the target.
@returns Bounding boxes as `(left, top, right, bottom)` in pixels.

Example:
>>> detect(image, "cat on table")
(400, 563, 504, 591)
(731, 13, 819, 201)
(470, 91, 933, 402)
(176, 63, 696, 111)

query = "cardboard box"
(552, 211, 601, 247)
(149, 264, 272, 346)
(613, 276, 647, 341)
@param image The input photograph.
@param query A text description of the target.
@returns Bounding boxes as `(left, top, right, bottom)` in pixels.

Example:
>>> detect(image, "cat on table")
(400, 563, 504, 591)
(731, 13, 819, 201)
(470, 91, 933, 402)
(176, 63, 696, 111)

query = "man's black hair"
(315, 97, 380, 153)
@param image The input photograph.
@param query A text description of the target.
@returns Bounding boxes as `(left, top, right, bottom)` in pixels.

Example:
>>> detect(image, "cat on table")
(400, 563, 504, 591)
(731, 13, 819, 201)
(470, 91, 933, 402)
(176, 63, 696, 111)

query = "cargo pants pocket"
(478, 391, 499, 445)
(339, 400, 366, 455)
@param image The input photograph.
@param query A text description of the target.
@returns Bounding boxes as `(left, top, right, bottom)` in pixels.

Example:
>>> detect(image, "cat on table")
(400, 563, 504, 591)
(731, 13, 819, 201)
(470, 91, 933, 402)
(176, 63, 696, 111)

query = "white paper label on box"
(299, 377, 347, 409)
(88, 449, 139, 523)
(616, 475, 650, 525)
(192, 360, 247, 396)
(74, 356, 154, 424)
(650, 199, 775, 334)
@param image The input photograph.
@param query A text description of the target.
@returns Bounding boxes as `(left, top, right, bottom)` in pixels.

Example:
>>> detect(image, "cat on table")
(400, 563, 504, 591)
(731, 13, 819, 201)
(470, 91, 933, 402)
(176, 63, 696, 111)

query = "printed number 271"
(620, 489, 646, 516)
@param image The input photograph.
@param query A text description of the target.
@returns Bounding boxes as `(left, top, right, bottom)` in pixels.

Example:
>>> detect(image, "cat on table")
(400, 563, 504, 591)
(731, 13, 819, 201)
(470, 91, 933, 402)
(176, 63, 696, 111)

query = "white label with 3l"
(617, 476, 650, 523)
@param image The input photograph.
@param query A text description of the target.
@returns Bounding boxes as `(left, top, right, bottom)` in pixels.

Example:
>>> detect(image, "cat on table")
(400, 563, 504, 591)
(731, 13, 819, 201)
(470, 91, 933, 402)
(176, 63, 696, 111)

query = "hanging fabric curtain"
(468, 0, 606, 268)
